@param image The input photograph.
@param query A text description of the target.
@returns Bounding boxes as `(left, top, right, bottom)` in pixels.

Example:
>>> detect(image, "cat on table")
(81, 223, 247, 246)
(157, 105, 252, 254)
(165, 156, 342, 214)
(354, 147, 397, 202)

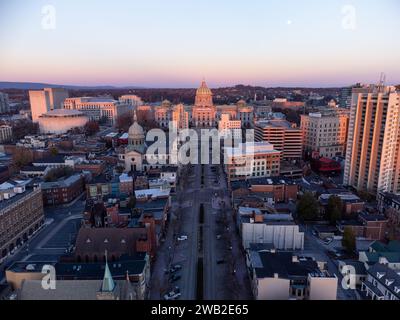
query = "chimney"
(254, 212, 263, 223)
(274, 273, 279, 279)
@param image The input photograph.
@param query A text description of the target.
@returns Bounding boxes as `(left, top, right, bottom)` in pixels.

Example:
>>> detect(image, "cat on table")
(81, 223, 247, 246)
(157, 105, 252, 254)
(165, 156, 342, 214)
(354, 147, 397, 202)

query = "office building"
(29, 88, 69, 122)
(63, 97, 130, 124)
(255, 120, 302, 161)
(301, 109, 349, 158)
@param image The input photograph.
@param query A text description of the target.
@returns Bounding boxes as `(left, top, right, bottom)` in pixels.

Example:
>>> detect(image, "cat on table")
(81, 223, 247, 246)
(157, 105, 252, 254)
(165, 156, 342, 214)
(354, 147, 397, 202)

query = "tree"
(49, 146, 59, 156)
(44, 166, 73, 182)
(342, 227, 356, 254)
(12, 119, 39, 140)
(12, 147, 33, 170)
(116, 112, 133, 132)
(326, 195, 343, 225)
(127, 195, 136, 209)
(84, 121, 100, 136)
(297, 192, 319, 221)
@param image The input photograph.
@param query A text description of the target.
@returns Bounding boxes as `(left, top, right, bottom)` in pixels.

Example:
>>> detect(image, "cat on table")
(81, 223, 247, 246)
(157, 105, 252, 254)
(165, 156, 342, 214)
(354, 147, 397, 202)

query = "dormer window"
(377, 272, 385, 279)
(86, 238, 91, 243)
(121, 239, 126, 244)
(104, 238, 109, 243)
(385, 279, 394, 286)
(395, 286, 400, 294)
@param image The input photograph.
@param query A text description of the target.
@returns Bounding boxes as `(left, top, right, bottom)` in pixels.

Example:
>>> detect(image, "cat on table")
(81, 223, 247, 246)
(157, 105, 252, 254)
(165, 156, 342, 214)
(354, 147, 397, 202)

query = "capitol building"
(191, 80, 217, 127)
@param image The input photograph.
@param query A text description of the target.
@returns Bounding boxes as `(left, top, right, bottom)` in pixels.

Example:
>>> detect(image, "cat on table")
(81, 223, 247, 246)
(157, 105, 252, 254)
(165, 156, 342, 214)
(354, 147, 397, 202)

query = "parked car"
(177, 235, 188, 241)
(164, 291, 181, 300)
(172, 264, 182, 270)
(217, 260, 226, 265)
(171, 274, 181, 282)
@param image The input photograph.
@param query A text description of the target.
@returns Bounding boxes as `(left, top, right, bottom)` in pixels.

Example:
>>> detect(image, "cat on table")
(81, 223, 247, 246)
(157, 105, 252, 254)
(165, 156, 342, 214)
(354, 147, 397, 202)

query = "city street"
(149, 160, 252, 300)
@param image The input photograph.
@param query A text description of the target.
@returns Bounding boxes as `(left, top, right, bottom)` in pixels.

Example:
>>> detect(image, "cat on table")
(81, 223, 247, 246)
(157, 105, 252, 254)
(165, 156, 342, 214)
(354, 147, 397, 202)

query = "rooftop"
(253, 251, 320, 279)
(40, 109, 85, 117)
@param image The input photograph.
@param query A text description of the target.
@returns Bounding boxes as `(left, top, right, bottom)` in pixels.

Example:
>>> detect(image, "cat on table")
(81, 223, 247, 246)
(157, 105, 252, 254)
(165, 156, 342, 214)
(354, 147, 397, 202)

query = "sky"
(0, 0, 399, 88)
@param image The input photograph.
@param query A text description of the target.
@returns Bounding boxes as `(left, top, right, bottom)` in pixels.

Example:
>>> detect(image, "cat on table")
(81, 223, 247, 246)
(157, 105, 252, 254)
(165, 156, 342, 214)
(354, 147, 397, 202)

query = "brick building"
(0, 182, 44, 261)
(41, 174, 84, 206)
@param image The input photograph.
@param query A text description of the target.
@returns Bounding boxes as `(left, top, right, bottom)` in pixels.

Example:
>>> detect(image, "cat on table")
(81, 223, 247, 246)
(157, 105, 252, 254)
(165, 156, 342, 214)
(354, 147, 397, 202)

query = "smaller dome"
(129, 121, 144, 137)
(128, 111, 144, 138)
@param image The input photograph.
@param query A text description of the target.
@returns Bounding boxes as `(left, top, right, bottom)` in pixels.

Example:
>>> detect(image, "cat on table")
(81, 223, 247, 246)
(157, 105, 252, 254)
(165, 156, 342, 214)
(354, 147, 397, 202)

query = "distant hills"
(0, 82, 144, 90)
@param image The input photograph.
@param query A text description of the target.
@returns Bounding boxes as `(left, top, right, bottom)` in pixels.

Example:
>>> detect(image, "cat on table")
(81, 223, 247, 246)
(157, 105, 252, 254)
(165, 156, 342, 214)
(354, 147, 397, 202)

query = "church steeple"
(101, 251, 115, 292)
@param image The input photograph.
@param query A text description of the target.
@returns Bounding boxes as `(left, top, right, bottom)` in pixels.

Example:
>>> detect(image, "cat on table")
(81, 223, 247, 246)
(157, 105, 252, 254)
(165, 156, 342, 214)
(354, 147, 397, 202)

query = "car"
(177, 235, 188, 241)
(323, 237, 334, 245)
(216, 235, 222, 240)
(164, 291, 182, 300)
(172, 264, 182, 270)
(217, 260, 226, 264)
(171, 274, 181, 282)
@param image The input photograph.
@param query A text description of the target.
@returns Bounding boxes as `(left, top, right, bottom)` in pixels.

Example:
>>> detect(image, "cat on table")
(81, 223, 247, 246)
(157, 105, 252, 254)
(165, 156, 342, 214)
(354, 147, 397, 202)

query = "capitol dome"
(195, 79, 213, 107)
(196, 80, 212, 96)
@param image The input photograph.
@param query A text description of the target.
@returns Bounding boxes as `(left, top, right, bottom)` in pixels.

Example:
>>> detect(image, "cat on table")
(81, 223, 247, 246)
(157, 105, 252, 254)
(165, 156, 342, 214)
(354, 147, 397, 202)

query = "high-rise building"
(29, 88, 69, 122)
(192, 80, 216, 127)
(0, 92, 10, 114)
(172, 103, 189, 130)
(63, 97, 130, 124)
(344, 85, 400, 194)
(254, 119, 303, 161)
(301, 108, 349, 159)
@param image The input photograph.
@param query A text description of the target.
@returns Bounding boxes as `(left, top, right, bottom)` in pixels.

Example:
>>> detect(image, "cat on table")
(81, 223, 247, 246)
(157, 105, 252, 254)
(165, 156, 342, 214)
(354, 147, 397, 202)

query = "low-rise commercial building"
(239, 208, 304, 250)
(225, 142, 281, 183)
(247, 249, 337, 300)
(41, 174, 84, 206)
